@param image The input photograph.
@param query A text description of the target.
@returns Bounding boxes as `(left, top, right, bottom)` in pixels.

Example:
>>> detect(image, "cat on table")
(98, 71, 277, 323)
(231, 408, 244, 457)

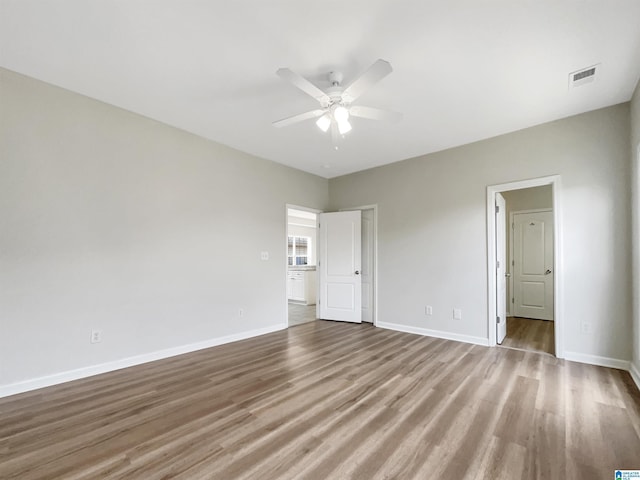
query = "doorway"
(487, 176, 563, 357)
(286, 206, 320, 327)
(285, 204, 377, 327)
(504, 203, 555, 354)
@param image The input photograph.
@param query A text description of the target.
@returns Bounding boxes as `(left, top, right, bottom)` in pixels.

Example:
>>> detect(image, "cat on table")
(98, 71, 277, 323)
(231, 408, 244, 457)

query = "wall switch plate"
(453, 308, 462, 320)
(90, 329, 102, 344)
(238, 308, 244, 318)
(581, 322, 591, 334)
(425, 305, 433, 315)
(260, 251, 269, 261)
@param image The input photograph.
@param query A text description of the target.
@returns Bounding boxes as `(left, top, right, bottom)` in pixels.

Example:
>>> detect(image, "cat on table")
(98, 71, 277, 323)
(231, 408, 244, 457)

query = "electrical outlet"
(260, 251, 269, 261)
(90, 329, 102, 344)
(581, 322, 591, 334)
(238, 308, 244, 318)
(425, 305, 433, 315)
(453, 308, 462, 320)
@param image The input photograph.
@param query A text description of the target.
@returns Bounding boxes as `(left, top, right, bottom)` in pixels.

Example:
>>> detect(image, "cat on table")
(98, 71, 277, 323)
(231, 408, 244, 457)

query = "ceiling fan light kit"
(316, 114, 331, 132)
(273, 59, 402, 148)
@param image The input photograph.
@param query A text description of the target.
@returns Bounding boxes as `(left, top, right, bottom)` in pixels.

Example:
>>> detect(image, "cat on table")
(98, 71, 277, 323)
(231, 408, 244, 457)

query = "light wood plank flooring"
(287, 303, 316, 327)
(501, 317, 555, 355)
(1, 321, 639, 479)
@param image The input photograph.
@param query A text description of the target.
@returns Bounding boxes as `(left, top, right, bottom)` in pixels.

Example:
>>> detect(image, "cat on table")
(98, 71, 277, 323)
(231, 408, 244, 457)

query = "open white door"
(319, 211, 362, 323)
(513, 211, 554, 320)
(496, 193, 507, 344)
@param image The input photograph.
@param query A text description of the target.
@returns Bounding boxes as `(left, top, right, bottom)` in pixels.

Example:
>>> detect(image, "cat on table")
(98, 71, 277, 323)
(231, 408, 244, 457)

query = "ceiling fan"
(273, 59, 402, 148)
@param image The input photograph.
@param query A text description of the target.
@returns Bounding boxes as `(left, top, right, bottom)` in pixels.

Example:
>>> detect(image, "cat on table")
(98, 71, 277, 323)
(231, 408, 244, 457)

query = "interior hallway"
(501, 316, 555, 355)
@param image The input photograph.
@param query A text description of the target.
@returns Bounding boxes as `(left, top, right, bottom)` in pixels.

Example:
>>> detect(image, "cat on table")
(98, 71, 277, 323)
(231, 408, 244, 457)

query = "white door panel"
(513, 211, 554, 320)
(319, 211, 362, 323)
(522, 222, 545, 273)
(496, 193, 507, 344)
(522, 281, 545, 307)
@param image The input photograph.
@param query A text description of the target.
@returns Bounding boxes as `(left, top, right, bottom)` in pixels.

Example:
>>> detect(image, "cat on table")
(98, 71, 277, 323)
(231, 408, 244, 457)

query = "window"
(288, 236, 310, 265)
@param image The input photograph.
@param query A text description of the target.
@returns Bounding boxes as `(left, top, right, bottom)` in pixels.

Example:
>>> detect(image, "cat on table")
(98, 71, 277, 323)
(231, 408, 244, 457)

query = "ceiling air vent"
(569, 64, 600, 89)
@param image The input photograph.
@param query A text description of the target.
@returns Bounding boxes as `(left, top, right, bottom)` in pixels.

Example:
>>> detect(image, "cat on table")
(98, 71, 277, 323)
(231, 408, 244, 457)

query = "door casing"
(486, 175, 563, 357)
(496, 193, 507, 344)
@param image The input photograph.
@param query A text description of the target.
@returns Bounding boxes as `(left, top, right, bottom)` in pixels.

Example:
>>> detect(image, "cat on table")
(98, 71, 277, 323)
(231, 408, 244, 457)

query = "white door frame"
(508, 208, 553, 319)
(339, 205, 378, 326)
(496, 193, 507, 344)
(486, 176, 564, 357)
(285, 204, 322, 326)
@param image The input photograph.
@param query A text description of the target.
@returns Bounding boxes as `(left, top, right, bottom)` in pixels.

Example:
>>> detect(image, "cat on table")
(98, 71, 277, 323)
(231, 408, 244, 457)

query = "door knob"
(545, 269, 552, 275)
(355, 270, 360, 275)
(505, 273, 511, 278)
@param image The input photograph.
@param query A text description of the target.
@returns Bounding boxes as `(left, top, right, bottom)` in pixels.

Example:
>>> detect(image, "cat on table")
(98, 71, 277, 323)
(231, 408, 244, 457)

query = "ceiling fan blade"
(349, 105, 402, 122)
(342, 59, 393, 103)
(277, 68, 331, 105)
(272, 109, 326, 128)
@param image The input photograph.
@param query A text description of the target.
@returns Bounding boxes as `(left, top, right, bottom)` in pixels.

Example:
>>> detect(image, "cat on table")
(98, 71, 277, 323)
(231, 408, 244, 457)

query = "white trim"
(633, 143, 640, 395)
(377, 321, 489, 347)
(563, 351, 630, 371)
(487, 175, 564, 358)
(630, 361, 640, 392)
(339, 205, 379, 326)
(0, 323, 285, 399)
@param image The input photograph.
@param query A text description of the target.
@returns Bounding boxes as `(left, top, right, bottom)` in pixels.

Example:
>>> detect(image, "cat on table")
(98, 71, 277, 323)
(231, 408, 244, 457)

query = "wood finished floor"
(287, 303, 316, 327)
(1, 321, 639, 480)
(501, 317, 555, 355)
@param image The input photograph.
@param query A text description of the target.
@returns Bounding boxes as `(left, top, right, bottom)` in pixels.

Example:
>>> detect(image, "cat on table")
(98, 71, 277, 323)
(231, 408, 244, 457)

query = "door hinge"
(512, 222, 514, 229)
(496, 260, 500, 269)
(495, 205, 500, 214)
(496, 315, 501, 324)
(512, 260, 514, 266)
(511, 297, 514, 303)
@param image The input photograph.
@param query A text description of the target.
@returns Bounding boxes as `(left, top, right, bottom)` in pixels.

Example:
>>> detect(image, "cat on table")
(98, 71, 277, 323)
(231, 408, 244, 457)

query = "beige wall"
(2, 65, 637, 394)
(0, 68, 329, 390)
(501, 186, 553, 315)
(631, 78, 640, 377)
(330, 103, 632, 362)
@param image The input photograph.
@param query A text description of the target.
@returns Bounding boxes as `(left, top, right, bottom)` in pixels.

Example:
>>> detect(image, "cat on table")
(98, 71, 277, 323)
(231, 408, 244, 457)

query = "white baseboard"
(630, 361, 640, 391)
(376, 321, 489, 347)
(0, 323, 286, 399)
(4, 322, 636, 399)
(563, 351, 630, 371)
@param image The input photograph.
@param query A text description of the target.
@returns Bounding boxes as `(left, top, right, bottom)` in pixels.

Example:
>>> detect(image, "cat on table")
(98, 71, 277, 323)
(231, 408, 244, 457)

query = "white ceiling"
(2, 1, 640, 178)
